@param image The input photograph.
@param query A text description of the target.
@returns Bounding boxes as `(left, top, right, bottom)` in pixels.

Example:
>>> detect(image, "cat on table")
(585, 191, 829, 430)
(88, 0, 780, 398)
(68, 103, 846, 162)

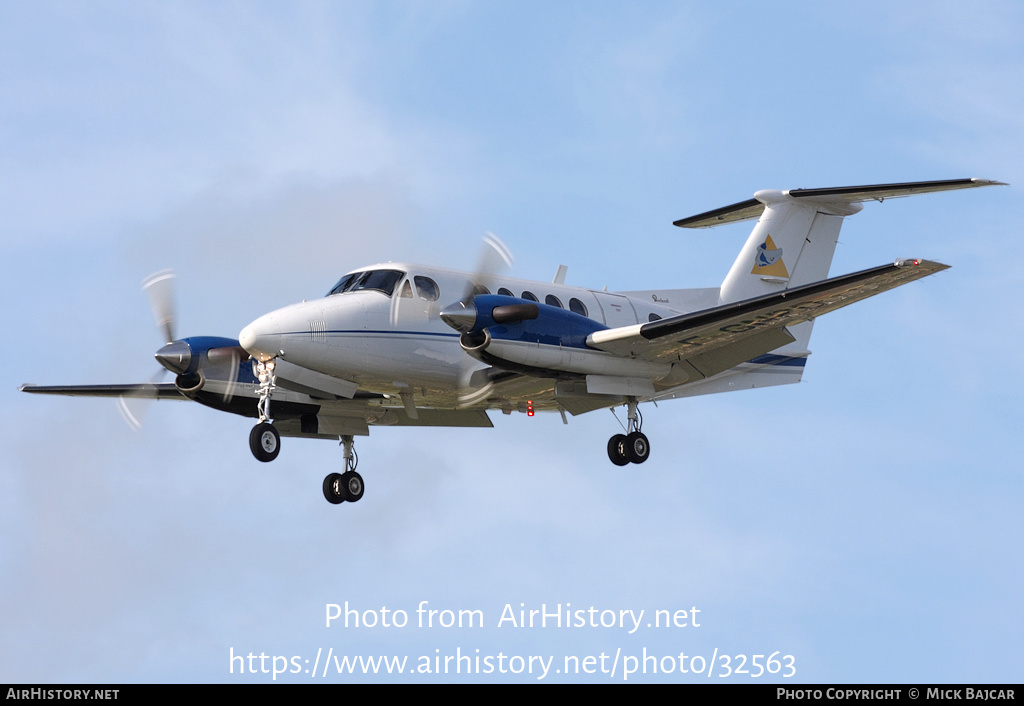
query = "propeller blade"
(432, 234, 518, 409)
(457, 380, 494, 408)
(205, 346, 245, 403)
(116, 369, 168, 431)
(455, 363, 494, 409)
(463, 232, 514, 299)
(142, 270, 177, 344)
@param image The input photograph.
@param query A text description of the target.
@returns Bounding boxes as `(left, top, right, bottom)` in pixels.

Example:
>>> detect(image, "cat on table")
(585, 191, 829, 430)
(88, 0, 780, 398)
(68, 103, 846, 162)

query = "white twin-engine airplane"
(22, 178, 1003, 506)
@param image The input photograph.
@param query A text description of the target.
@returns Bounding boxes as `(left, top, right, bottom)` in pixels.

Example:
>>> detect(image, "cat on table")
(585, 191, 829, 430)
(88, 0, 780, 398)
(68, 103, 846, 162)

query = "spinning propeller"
(117, 270, 243, 429)
(115, 270, 178, 429)
(440, 231, 516, 330)
(435, 233, 536, 408)
(468, 231, 515, 296)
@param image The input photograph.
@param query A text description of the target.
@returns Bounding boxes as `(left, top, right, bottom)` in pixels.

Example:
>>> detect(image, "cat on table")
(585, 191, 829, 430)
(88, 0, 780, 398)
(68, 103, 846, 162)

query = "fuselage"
(238, 262, 691, 404)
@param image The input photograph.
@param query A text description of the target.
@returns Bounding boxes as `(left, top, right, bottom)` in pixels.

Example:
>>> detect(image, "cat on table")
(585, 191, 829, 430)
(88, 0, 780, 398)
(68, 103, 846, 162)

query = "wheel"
(249, 422, 280, 462)
(607, 434, 629, 466)
(341, 471, 364, 502)
(625, 431, 650, 464)
(323, 472, 345, 504)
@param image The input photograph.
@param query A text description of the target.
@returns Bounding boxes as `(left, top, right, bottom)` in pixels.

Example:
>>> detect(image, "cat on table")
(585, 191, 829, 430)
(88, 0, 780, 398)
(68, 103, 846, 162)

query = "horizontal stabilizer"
(674, 178, 1005, 229)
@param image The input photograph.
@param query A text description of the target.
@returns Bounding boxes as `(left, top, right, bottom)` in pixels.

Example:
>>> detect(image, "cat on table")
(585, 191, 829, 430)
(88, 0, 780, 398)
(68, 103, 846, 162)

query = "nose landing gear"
(249, 359, 281, 462)
(607, 398, 650, 466)
(250, 422, 280, 462)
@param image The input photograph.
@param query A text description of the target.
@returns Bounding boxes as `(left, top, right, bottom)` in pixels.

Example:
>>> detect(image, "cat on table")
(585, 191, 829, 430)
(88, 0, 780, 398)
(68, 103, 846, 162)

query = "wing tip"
(895, 258, 951, 272)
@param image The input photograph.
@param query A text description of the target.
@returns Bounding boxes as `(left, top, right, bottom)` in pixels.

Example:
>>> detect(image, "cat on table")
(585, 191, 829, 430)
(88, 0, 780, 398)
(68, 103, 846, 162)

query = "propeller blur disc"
(142, 269, 177, 344)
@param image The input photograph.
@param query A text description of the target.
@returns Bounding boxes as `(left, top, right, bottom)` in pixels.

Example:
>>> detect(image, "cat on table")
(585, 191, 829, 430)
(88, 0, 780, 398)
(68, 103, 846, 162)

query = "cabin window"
(521, 290, 538, 302)
(497, 287, 514, 297)
(414, 276, 440, 301)
(545, 294, 563, 308)
(649, 313, 662, 322)
(569, 298, 588, 317)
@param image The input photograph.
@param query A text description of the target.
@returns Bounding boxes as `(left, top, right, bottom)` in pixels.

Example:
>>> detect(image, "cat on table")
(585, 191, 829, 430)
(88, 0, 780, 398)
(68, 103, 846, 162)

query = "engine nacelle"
(155, 336, 253, 397)
(176, 370, 205, 393)
(443, 295, 670, 379)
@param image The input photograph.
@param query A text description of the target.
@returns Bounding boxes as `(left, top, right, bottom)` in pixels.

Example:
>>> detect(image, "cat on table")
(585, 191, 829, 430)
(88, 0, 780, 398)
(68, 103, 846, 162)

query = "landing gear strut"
(247, 357, 367, 505)
(323, 435, 365, 505)
(607, 398, 650, 466)
(250, 359, 281, 463)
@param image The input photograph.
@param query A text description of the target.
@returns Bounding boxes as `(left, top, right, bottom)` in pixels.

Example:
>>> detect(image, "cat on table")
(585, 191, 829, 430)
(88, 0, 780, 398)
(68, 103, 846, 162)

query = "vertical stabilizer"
(718, 190, 849, 305)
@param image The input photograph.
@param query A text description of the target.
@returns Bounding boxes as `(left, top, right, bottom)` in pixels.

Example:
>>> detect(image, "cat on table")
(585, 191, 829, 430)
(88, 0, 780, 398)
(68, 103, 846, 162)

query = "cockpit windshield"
(326, 269, 404, 297)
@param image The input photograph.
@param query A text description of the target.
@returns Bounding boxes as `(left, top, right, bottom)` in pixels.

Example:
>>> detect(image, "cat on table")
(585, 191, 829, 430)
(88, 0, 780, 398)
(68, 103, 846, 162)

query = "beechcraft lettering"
(21, 179, 1004, 506)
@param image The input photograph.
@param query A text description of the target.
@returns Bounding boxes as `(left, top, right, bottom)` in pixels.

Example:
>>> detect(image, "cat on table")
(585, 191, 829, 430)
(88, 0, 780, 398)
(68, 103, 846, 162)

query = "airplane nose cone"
(239, 315, 283, 362)
(238, 323, 257, 352)
(440, 300, 478, 333)
(155, 340, 192, 374)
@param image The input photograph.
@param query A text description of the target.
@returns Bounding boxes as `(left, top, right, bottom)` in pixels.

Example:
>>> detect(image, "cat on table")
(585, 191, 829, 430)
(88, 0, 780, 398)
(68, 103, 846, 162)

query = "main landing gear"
(607, 398, 650, 466)
(322, 436, 364, 504)
(246, 359, 365, 506)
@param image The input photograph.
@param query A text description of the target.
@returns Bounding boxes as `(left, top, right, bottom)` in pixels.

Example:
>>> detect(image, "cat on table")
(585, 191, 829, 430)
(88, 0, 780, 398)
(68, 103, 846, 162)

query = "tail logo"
(751, 234, 789, 277)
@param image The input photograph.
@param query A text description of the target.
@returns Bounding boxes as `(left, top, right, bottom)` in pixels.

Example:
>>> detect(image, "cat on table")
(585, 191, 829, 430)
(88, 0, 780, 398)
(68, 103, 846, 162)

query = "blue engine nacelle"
(440, 295, 670, 379)
(442, 294, 606, 349)
(155, 336, 254, 394)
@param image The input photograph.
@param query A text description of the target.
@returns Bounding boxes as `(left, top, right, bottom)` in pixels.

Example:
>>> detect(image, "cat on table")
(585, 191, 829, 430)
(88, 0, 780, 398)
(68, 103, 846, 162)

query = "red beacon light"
(527, 400, 534, 417)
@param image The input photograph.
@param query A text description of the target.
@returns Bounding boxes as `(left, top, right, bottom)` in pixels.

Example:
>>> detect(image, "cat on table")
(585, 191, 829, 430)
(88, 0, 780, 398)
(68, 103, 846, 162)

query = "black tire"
(249, 422, 280, 462)
(341, 471, 364, 503)
(625, 431, 650, 464)
(323, 473, 346, 504)
(607, 434, 629, 466)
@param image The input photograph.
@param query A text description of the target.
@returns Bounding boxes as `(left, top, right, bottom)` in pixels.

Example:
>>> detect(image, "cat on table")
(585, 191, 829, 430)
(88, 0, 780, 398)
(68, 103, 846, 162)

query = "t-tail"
(668, 178, 1004, 393)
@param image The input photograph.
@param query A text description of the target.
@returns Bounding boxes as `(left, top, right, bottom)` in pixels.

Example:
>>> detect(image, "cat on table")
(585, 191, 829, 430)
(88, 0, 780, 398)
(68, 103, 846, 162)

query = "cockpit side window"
(414, 276, 440, 301)
(351, 269, 403, 296)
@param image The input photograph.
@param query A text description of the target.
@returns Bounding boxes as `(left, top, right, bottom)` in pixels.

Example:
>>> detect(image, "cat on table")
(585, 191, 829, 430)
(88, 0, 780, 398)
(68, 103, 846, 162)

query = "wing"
(587, 259, 948, 379)
(19, 383, 186, 399)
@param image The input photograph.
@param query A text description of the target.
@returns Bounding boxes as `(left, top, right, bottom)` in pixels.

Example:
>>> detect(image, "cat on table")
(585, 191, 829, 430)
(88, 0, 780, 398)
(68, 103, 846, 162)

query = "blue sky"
(2, 1, 1022, 683)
